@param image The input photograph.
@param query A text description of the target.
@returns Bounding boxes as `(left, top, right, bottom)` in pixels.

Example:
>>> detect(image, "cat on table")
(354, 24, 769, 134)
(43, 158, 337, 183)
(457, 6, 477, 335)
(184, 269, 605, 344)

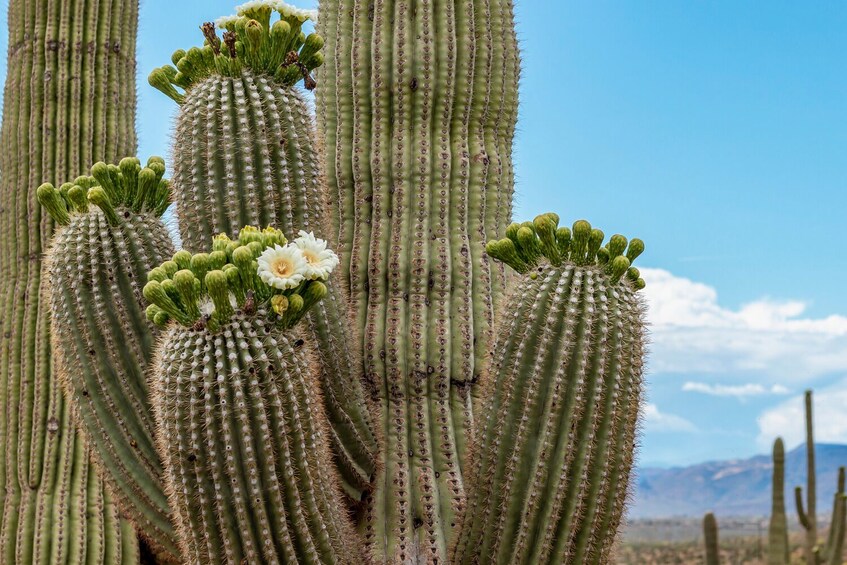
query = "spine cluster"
(454, 214, 646, 565)
(38, 157, 180, 562)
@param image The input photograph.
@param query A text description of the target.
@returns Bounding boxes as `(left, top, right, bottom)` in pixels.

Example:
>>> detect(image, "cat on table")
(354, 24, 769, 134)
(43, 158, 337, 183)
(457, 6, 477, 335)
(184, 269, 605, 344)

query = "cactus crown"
(144, 225, 337, 332)
(486, 212, 647, 289)
(148, 0, 323, 104)
(36, 156, 171, 226)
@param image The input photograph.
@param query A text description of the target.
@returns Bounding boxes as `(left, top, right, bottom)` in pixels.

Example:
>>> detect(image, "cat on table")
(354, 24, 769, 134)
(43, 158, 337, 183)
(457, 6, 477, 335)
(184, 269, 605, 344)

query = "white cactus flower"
(214, 14, 243, 29)
(292, 230, 340, 280)
(257, 244, 308, 290)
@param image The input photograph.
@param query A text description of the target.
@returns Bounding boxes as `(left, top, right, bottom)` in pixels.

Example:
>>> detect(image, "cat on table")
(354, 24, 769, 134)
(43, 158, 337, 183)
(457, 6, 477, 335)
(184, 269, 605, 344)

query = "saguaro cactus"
(0, 0, 141, 562)
(37, 158, 180, 562)
(819, 467, 846, 565)
(145, 226, 363, 564)
(148, 2, 378, 499)
(452, 215, 646, 565)
(317, 0, 521, 559)
(704, 512, 720, 565)
(768, 437, 789, 565)
(797, 390, 819, 564)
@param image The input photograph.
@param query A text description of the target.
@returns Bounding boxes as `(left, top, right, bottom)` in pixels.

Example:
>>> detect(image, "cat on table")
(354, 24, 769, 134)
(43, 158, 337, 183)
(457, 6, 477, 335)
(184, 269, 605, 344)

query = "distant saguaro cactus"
(768, 437, 789, 565)
(704, 512, 720, 565)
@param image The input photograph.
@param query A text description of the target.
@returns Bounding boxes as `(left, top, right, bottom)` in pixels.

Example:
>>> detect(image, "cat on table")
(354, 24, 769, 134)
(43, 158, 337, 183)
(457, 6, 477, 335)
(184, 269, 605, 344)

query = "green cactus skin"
(452, 216, 646, 565)
(317, 0, 520, 558)
(797, 390, 819, 565)
(146, 228, 365, 563)
(37, 158, 181, 562)
(768, 437, 789, 565)
(0, 0, 141, 562)
(149, 7, 379, 500)
(704, 512, 720, 565)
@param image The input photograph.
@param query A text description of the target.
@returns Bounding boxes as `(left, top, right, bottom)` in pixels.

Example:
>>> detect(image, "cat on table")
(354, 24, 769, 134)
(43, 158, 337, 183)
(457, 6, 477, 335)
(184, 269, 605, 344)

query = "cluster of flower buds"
(144, 225, 339, 331)
(148, 0, 323, 104)
(486, 213, 647, 289)
(37, 156, 171, 225)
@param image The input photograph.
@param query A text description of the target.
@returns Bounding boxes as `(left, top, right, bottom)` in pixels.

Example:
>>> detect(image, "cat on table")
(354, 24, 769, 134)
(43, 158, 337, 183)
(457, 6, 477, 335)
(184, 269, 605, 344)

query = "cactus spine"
(148, 3, 378, 499)
(317, 0, 521, 558)
(0, 0, 141, 562)
(37, 158, 181, 562)
(768, 437, 789, 565)
(452, 215, 646, 565)
(146, 227, 362, 564)
(704, 512, 720, 565)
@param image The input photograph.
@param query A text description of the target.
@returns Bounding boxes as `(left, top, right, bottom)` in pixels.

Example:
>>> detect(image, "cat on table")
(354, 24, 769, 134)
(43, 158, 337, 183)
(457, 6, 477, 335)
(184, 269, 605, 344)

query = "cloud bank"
(642, 268, 847, 383)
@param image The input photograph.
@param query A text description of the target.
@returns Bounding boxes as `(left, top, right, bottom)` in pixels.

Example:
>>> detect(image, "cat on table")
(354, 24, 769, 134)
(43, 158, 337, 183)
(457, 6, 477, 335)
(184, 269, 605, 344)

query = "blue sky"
(2, 1, 847, 469)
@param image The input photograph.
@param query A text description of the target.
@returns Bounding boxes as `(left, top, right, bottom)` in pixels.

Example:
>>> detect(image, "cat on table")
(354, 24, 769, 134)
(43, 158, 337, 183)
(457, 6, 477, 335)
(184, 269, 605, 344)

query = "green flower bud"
(36, 183, 70, 225)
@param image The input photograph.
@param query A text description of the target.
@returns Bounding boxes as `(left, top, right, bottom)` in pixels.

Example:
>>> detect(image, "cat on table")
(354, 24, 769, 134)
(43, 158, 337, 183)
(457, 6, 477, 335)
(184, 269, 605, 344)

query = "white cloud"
(757, 381, 847, 449)
(682, 381, 790, 398)
(642, 268, 847, 383)
(643, 403, 698, 433)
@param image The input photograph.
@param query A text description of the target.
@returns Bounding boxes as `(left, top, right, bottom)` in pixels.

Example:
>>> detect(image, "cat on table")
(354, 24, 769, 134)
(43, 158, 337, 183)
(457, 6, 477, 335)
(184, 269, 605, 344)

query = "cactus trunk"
(768, 437, 789, 565)
(317, 0, 520, 559)
(38, 160, 181, 562)
(0, 0, 141, 562)
(452, 218, 646, 564)
(150, 10, 379, 500)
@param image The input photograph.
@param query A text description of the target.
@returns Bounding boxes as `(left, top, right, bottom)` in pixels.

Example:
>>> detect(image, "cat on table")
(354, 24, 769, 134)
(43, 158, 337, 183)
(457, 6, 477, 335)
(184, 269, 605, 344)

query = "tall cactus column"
(148, 1, 379, 500)
(796, 389, 818, 565)
(317, 0, 520, 560)
(0, 1, 140, 562)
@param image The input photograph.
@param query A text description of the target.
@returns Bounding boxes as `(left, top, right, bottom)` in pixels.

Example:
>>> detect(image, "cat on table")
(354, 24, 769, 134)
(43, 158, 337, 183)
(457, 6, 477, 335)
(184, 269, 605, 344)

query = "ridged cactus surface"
(768, 437, 789, 565)
(453, 215, 646, 565)
(149, 3, 378, 499)
(146, 226, 364, 564)
(37, 158, 180, 562)
(0, 0, 141, 562)
(317, 0, 521, 558)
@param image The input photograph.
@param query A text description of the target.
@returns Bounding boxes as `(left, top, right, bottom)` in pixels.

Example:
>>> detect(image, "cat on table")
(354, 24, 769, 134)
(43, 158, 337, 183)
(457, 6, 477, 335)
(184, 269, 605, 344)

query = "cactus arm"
(704, 512, 720, 565)
(148, 227, 364, 563)
(0, 0, 140, 562)
(827, 494, 846, 565)
(452, 217, 646, 565)
(38, 160, 181, 563)
(797, 486, 812, 530)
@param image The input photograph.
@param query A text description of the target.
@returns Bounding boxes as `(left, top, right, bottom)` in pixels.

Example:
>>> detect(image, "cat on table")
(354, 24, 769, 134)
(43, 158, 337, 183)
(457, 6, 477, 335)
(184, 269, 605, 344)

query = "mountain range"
(630, 443, 847, 518)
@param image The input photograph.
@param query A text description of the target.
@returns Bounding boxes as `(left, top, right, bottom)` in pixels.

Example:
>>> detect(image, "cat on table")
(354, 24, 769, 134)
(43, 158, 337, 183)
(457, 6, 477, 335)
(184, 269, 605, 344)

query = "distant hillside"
(631, 443, 847, 518)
